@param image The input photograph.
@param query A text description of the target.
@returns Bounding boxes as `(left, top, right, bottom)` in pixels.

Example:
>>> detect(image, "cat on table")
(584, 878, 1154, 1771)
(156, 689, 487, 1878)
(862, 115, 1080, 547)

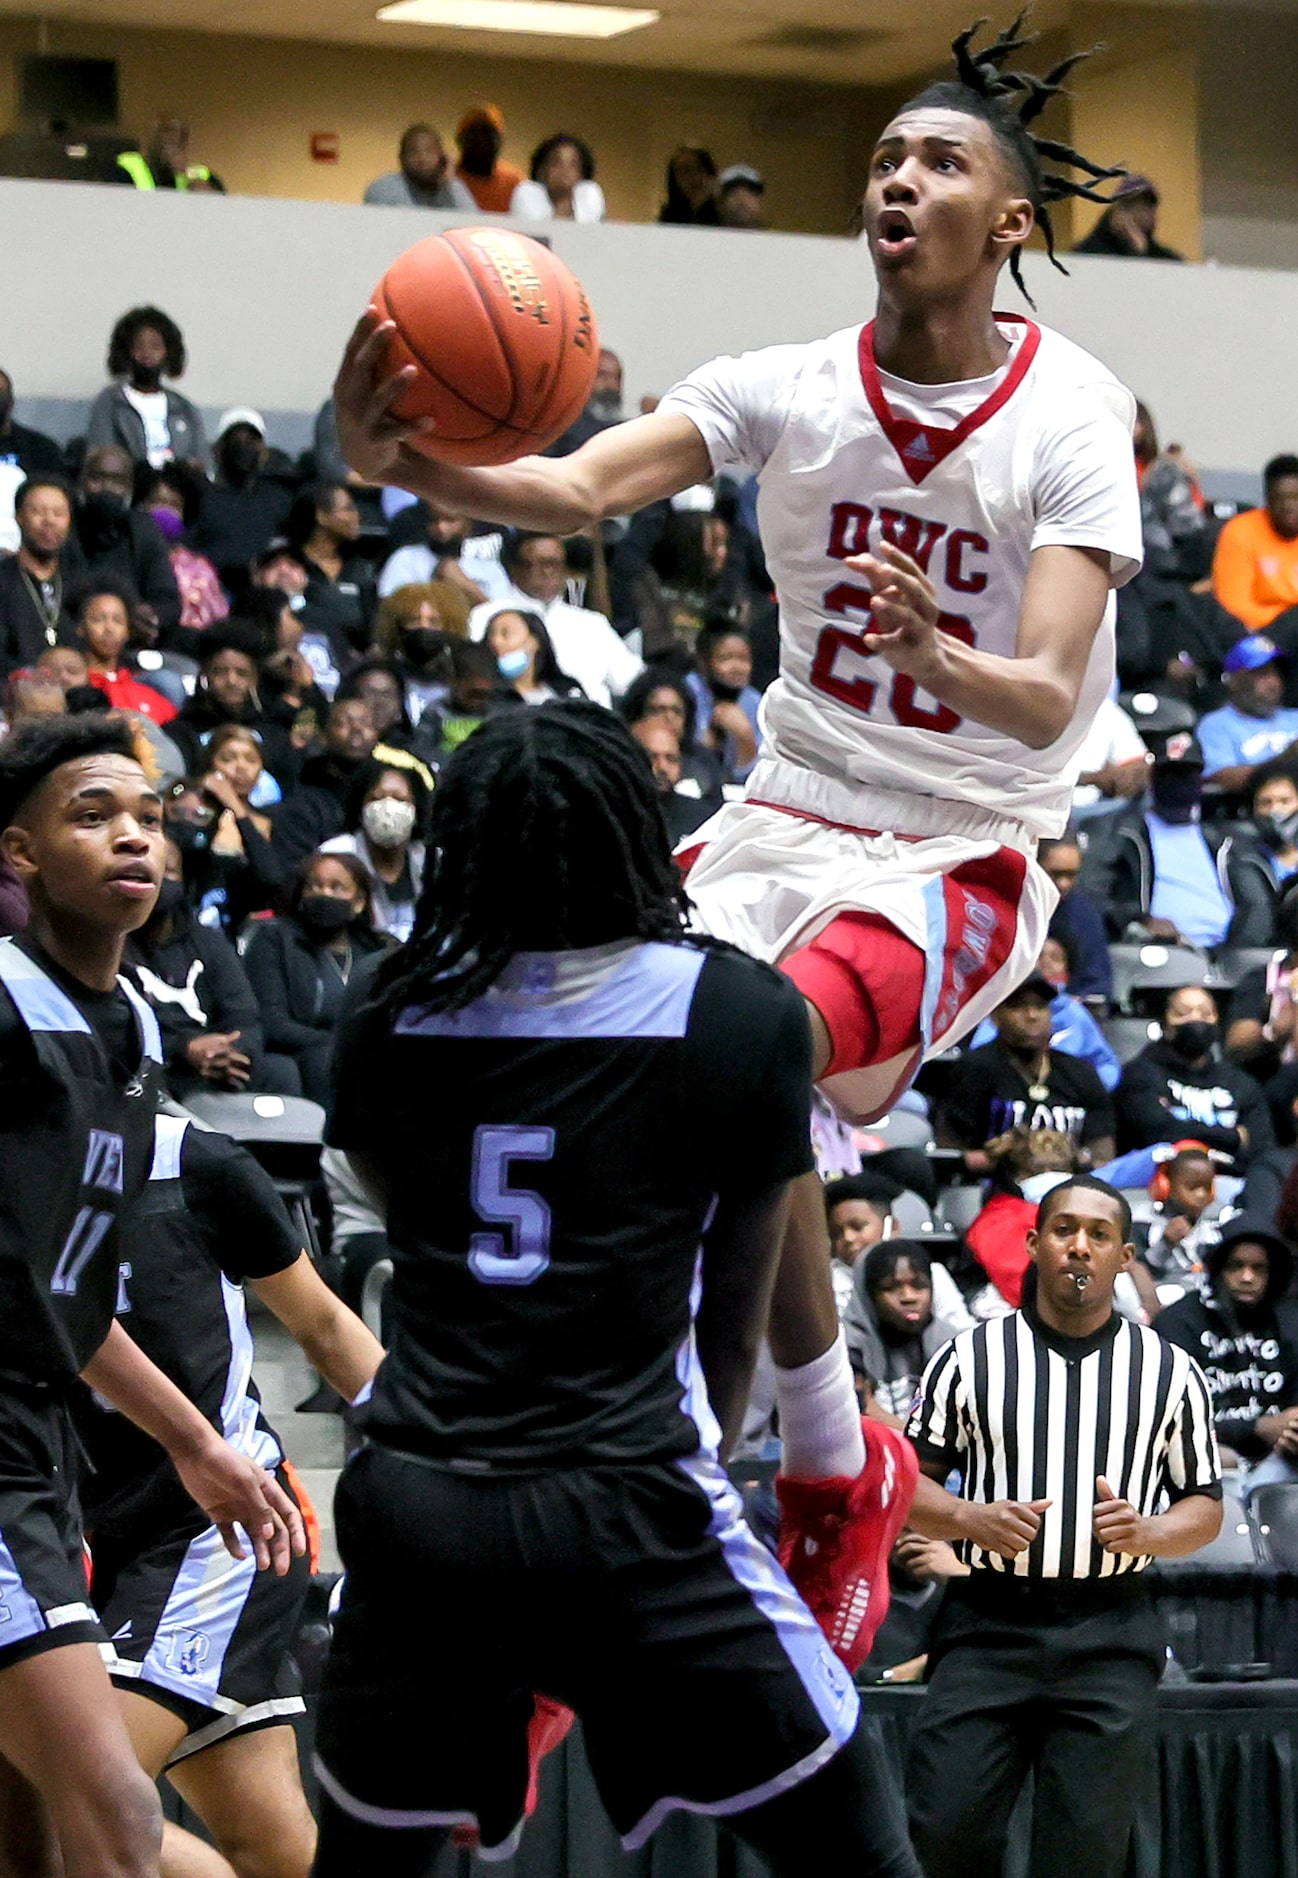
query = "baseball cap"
(1224, 635, 1285, 674)
(1001, 970, 1056, 1005)
(1114, 173, 1159, 203)
(457, 104, 505, 138)
(718, 163, 764, 192)
(215, 407, 266, 441)
(253, 536, 308, 572)
(1153, 731, 1204, 769)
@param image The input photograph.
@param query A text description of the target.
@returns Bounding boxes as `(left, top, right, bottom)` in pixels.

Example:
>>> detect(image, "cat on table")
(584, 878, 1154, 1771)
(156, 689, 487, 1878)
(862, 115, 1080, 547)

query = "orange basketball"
(373, 227, 599, 467)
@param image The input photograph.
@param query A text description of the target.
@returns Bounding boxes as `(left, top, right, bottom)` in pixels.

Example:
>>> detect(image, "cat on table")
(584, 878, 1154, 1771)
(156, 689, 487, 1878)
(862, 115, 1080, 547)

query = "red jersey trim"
(857, 314, 1042, 487)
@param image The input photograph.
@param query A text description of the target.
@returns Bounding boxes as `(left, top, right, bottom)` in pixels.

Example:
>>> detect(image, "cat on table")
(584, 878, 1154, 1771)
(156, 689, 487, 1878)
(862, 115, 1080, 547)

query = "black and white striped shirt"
(906, 1307, 1221, 1578)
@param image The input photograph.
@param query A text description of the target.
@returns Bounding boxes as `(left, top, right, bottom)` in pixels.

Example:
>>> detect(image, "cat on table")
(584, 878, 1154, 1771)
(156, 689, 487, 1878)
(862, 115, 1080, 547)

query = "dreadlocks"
(904, 13, 1126, 302)
(369, 701, 690, 1018)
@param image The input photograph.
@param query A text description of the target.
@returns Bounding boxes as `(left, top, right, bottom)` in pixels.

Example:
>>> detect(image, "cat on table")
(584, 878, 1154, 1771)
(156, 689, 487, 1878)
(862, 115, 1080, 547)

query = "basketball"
(372, 227, 599, 467)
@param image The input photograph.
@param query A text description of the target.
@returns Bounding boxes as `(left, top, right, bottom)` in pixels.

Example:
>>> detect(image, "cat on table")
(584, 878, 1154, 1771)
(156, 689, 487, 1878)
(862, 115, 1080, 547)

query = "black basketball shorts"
(315, 1442, 860, 1859)
(0, 1388, 104, 1673)
(90, 1464, 310, 1765)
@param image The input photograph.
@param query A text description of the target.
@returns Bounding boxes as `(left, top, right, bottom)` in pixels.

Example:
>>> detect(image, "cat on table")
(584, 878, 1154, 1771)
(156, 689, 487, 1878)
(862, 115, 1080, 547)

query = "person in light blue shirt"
(1197, 636, 1298, 793)
(968, 935, 1121, 1090)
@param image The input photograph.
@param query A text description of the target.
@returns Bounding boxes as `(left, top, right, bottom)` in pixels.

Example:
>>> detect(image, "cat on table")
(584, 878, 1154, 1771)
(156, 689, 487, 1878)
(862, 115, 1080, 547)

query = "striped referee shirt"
(906, 1306, 1222, 1578)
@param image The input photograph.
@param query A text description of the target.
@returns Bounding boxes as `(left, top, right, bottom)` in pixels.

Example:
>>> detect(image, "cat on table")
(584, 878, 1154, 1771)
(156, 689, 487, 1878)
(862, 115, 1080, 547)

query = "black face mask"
(298, 893, 354, 935)
(219, 436, 263, 482)
(153, 877, 187, 917)
(1151, 770, 1202, 824)
(1257, 810, 1298, 853)
(79, 489, 129, 544)
(166, 816, 211, 857)
(1168, 1020, 1218, 1058)
(708, 678, 744, 703)
(402, 627, 445, 671)
(131, 364, 164, 391)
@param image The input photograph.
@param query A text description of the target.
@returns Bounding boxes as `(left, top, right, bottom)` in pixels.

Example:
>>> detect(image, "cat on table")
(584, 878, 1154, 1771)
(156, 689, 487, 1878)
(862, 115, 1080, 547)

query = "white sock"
(773, 1332, 865, 1481)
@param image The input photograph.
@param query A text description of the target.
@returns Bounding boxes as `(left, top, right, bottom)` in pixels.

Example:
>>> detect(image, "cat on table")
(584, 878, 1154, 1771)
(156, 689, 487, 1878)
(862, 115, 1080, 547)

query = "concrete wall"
(0, 179, 1287, 498)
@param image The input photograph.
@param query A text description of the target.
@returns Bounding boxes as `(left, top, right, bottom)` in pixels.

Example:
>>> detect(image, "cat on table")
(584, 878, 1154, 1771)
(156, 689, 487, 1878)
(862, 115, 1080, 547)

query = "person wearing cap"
(1197, 636, 1298, 793)
(191, 409, 293, 587)
(1156, 1217, 1298, 1495)
(365, 123, 476, 210)
(1072, 173, 1183, 260)
(716, 164, 767, 230)
(510, 133, 605, 223)
(1116, 985, 1273, 1171)
(1087, 731, 1278, 947)
(936, 971, 1117, 1174)
(454, 105, 525, 214)
(1212, 453, 1298, 634)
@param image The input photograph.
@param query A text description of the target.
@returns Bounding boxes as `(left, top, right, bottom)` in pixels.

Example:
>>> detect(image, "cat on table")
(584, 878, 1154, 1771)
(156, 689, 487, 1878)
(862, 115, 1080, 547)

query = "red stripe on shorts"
(930, 848, 1028, 1045)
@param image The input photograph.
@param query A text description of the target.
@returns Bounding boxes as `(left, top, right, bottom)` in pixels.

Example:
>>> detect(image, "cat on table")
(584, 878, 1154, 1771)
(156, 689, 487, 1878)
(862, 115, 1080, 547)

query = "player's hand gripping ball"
(372, 227, 600, 466)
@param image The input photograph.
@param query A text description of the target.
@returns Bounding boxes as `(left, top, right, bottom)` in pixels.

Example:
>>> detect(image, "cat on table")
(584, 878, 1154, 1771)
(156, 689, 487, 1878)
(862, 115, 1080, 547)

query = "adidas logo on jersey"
(903, 433, 936, 463)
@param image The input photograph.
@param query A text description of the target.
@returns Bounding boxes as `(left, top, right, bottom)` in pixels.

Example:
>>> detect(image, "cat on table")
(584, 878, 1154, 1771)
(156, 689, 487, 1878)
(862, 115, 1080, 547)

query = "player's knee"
(215, 1806, 315, 1878)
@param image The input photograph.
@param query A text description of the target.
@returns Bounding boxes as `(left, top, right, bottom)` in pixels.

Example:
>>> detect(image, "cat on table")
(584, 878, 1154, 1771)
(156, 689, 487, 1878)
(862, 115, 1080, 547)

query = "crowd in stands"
(5, 289, 1298, 1629)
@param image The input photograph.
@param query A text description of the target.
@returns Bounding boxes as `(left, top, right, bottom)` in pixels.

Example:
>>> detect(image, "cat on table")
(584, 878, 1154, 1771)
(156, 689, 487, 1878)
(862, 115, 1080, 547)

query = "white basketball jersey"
(660, 317, 1142, 842)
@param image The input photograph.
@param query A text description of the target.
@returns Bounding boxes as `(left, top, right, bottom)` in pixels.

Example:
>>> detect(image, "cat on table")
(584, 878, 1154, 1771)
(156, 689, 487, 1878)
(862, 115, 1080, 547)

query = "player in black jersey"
(0, 716, 304, 1878)
(315, 704, 919, 1877)
(83, 1113, 384, 1878)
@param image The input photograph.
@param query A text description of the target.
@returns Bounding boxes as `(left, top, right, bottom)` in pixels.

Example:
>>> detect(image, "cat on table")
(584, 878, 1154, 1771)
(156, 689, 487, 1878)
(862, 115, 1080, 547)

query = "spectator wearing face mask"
(1086, 733, 1277, 947)
(136, 463, 228, 633)
(414, 639, 516, 768)
(1249, 759, 1298, 895)
(71, 445, 183, 647)
(85, 306, 210, 472)
(191, 410, 294, 586)
(374, 579, 471, 724)
(468, 533, 642, 707)
(485, 606, 584, 706)
(319, 760, 428, 944)
(1116, 984, 1274, 1169)
(243, 853, 389, 1105)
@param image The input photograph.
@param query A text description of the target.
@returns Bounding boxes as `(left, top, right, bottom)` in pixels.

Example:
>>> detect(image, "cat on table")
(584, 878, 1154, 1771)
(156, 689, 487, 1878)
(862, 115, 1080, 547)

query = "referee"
(904, 1174, 1221, 1878)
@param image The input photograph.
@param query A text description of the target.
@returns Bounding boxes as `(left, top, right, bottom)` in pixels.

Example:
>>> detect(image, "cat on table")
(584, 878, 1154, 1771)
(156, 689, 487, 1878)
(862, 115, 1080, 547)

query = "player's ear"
(1026, 1226, 1041, 1265)
(0, 822, 38, 884)
(991, 196, 1034, 256)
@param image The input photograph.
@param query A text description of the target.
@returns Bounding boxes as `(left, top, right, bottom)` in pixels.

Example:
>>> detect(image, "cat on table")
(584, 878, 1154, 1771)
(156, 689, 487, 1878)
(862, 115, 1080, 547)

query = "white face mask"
(361, 797, 416, 849)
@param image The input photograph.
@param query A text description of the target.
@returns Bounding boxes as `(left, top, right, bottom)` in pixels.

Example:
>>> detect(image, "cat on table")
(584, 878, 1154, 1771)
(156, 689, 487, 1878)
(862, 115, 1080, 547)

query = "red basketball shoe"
(776, 1420, 919, 1671)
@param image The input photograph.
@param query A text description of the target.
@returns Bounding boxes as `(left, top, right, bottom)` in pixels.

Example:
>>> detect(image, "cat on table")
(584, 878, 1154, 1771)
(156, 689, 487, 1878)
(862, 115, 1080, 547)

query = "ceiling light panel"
(377, 0, 660, 37)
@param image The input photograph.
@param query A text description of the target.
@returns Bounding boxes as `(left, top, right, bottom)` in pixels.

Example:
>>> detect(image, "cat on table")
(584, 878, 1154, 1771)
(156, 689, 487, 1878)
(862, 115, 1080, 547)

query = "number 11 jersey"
(660, 315, 1142, 843)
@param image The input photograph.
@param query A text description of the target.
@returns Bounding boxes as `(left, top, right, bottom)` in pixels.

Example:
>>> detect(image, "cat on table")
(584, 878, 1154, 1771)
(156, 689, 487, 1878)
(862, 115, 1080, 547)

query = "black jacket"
(1116, 1038, 1274, 1165)
(124, 913, 267, 1096)
(1072, 218, 1183, 261)
(190, 479, 293, 587)
(169, 693, 299, 792)
(242, 916, 386, 1052)
(0, 419, 64, 478)
(1084, 805, 1278, 948)
(68, 509, 183, 642)
(0, 555, 75, 678)
(269, 752, 366, 873)
(1158, 1223, 1298, 1458)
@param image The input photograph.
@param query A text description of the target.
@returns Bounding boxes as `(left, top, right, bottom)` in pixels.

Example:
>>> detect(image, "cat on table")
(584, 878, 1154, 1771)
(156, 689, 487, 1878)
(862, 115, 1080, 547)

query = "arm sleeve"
(906, 1339, 968, 1468)
(1030, 393, 1144, 586)
(181, 1131, 303, 1282)
(657, 345, 807, 475)
(1212, 515, 1270, 630)
(1163, 1357, 1224, 1500)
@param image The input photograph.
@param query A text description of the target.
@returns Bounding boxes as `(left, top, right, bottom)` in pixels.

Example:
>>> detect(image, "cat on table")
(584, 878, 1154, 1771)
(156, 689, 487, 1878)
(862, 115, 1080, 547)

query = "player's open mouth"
(107, 865, 159, 898)
(876, 210, 917, 257)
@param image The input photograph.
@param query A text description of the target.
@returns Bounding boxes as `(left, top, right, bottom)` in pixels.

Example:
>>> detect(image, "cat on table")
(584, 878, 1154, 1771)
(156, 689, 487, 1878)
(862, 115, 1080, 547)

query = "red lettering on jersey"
(810, 583, 879, 714)
(878, 509, 947, 574)
(944, 529, 990, 594)
(826, 502, 872, 561)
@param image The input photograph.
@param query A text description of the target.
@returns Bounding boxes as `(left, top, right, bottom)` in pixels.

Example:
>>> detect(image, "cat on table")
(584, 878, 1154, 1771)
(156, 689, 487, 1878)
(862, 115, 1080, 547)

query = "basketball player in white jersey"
(333, 17, 1141, 1668)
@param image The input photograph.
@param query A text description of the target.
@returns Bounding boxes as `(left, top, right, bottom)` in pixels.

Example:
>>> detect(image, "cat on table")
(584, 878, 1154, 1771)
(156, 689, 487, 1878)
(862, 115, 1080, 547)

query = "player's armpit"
(695, 1179, 795, 1461)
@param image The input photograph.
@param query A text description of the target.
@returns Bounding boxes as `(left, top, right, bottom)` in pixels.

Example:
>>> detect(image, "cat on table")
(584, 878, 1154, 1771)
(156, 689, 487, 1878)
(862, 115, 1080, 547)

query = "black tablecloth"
(415, 1681, 1298, 1878)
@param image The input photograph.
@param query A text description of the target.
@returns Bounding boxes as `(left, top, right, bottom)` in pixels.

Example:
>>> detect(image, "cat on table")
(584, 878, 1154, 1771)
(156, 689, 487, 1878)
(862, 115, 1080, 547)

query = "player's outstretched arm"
(252, 1252, 384, 1403)
(333, 308, 712, 532)
(81, 1320, 307, 1573)
(695, 1180, 796, 1461)
(849, 539, 1113, 751)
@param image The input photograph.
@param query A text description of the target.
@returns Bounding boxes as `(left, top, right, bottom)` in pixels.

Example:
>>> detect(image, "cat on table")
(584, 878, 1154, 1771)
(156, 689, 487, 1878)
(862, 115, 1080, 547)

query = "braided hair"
(904, 13, 1126, 302)
(368, 701, 690, 1018)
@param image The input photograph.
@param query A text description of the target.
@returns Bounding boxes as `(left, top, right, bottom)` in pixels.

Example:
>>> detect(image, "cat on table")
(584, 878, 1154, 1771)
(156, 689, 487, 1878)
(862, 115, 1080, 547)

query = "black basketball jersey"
(78, 1115, 301, 1529)
(0, 937, 163, 1385)
(328, 939, 813, 1469)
